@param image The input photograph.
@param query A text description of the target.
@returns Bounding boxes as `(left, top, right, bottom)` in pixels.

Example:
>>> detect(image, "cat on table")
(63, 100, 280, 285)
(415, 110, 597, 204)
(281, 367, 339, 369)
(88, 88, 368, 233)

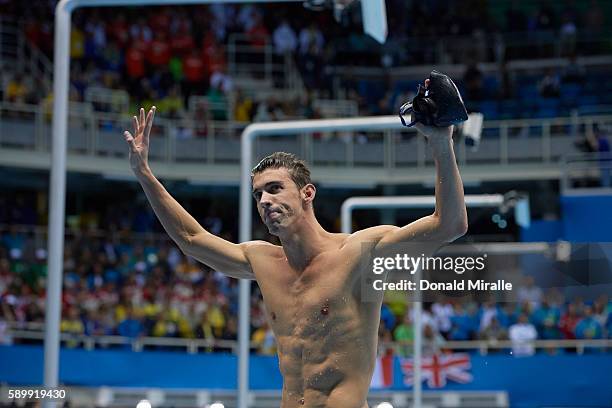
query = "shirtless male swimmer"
(123, 81, 467, 408)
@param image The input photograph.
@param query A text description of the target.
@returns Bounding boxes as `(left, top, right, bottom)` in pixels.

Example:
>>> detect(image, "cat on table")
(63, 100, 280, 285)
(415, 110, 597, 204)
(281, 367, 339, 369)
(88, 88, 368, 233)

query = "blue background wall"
(521, 194, 612, 242)
(561, 194, 612, 242)
(520, 220, 563, 242)
(1, 346, 611, 407)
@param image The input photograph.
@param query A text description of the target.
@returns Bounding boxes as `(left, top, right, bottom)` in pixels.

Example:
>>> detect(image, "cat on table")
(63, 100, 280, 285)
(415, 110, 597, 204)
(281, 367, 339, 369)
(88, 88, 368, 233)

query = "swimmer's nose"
(260, 192, 273, 208)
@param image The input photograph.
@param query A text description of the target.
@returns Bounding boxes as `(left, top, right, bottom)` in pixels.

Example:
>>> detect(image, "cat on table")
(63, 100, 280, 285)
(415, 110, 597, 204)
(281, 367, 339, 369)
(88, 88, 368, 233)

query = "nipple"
(321, 305, 329, 316)
(299, 398, 305, 405)
(271, 312, 276, 321)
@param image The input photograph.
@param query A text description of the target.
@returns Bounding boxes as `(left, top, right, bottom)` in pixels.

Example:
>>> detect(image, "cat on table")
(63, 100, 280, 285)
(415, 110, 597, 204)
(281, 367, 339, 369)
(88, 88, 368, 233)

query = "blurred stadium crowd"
(1, 0, 611, 123)
(1, 197, 611, 355)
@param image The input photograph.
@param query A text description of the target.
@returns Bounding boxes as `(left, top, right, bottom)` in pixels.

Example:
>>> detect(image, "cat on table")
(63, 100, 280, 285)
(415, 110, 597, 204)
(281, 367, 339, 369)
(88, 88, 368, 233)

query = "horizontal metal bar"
(8, 328, 611, 351)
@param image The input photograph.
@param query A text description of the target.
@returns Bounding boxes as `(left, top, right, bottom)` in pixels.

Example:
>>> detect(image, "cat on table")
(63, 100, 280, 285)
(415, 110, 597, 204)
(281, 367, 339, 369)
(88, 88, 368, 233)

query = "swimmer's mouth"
(265, 209, 282, 220)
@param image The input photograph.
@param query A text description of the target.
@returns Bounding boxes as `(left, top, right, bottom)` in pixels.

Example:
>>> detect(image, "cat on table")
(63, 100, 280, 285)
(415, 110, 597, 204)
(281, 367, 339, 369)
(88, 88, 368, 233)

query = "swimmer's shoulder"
(241, 240, 284, 258)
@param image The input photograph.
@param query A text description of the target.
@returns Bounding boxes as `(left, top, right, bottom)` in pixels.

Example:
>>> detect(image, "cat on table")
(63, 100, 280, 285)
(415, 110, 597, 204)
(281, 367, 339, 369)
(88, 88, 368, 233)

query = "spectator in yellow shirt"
(252, 321, 276, 355)
(5, 74, 28, 103)
(60, 307, 84, 348)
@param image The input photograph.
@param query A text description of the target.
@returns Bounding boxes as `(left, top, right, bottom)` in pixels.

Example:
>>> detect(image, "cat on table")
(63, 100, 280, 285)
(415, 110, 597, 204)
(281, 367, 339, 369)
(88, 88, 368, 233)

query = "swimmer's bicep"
(182, 231, 255, 279)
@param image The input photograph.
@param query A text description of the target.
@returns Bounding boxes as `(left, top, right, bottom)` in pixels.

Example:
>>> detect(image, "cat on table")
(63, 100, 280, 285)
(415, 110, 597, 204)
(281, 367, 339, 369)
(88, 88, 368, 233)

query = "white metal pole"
(239, 128, 254, 408)
(339, 194, 504, 408)
(44, 3, 74, 408)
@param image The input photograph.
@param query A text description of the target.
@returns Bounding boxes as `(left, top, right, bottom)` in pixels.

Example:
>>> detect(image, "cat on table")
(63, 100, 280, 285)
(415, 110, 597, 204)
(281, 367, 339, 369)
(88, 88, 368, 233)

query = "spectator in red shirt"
(146, 32, 171, 68)
(125, 46, 145, 96)
(559, 302, 582, 339)
(108, 14, 130, 49)
(201, 30, 226, 72)
(171, 21, 195, 58)
(125, 46, 145, 79)
(182, 48, 207, 101)
(246, 13, 269, 49)
(24, 17, 41, 48)
(149, 7, 171, 32)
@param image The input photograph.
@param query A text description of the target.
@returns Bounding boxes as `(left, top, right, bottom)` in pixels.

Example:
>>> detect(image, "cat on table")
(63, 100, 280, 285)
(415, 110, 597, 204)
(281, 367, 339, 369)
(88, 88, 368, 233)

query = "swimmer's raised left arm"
(377, 123, 467, 247)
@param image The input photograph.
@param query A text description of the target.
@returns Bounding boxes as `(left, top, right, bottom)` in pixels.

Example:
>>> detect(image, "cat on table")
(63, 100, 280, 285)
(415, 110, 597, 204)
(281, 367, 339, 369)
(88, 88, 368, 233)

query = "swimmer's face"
(252, 168, 315, 235)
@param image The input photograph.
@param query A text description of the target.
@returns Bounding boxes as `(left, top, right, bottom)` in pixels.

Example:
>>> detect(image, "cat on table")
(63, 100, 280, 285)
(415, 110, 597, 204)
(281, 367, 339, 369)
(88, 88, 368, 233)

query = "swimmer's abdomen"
(276, 298, 379, 408)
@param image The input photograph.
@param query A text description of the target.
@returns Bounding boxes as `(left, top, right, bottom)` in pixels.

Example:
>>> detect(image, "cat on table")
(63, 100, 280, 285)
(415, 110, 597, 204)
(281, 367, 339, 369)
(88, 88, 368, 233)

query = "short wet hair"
(251, 152, 312, 189)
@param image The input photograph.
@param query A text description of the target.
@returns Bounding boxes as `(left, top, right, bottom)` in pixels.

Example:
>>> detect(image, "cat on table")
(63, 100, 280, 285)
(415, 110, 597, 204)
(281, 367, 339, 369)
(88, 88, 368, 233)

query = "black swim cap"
(399, 70, 469, 128)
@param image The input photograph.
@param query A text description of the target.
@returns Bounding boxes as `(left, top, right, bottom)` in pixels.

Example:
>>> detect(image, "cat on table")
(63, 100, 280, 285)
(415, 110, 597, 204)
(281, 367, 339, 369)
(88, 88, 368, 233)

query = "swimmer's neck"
(278, 213, 333, 271)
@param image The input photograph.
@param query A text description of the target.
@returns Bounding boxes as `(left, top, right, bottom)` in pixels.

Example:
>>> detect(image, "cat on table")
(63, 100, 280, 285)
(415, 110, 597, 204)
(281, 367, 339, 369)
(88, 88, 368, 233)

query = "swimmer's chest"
(253, 248, 364, 317)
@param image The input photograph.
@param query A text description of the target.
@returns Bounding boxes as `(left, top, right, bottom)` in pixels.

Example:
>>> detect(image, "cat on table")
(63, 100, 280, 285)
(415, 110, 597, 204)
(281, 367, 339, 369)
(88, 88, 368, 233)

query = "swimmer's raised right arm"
(124, 107, 255, 279)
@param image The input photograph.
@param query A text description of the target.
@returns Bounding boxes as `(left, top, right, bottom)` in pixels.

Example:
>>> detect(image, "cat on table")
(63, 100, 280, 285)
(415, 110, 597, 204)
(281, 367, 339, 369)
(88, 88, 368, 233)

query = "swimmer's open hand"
(124, 106, 156, 174)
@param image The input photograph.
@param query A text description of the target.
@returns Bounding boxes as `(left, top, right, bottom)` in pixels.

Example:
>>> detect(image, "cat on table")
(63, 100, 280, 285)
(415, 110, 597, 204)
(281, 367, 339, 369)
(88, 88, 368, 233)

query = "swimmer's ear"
(302, 184, 316, 205)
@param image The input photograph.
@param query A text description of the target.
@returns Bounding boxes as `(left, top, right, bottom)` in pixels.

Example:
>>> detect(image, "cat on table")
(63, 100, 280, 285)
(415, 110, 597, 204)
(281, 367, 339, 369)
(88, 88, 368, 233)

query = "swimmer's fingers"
(124, 130, 136, 151)
(413, 79, 430, 134)
(132, 115, 139, 140)
(139, 107, 145, 134)
(143, 106, 156, 147)
(128, 106, 155, 145)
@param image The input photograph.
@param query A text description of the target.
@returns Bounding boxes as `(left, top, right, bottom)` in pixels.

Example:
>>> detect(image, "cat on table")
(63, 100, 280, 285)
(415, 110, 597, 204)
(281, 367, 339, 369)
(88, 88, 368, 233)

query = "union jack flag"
(400, 353, 473, 388)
